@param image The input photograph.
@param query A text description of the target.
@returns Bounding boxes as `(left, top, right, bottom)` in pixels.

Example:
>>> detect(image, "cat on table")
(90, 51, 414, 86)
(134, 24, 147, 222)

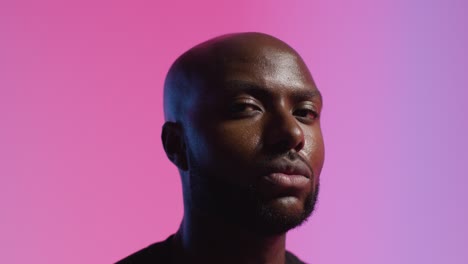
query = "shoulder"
(285, 250, 308, 264)
(115, 235, 174, 264)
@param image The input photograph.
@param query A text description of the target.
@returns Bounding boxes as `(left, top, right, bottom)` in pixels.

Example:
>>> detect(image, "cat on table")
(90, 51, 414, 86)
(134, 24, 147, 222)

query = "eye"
(229, 103, 261, 113)
(228, 100, 262, 117)
(293, 108, 319, 121)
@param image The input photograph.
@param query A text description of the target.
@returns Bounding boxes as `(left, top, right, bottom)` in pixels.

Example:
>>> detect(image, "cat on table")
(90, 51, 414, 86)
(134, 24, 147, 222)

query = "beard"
(187, 150, 319, 236)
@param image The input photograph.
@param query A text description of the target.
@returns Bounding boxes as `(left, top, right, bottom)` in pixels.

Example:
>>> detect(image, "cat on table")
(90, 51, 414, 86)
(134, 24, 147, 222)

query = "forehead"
(206, 46, 318, 97)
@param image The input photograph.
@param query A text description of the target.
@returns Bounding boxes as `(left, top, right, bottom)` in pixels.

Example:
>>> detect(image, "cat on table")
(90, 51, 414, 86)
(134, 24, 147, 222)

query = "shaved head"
(162, 32, 323, 236)
(119, 32, 324, 263)
(163, 32, 314, 123)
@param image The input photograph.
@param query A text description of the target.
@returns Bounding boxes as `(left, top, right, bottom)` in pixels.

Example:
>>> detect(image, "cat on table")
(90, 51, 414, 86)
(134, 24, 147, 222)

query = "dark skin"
(162, 33, 324, 264)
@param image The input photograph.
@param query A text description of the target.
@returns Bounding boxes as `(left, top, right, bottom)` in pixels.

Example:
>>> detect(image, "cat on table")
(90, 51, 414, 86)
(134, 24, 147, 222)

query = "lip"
(264, 158, 312, 179)
(260, 159, 313, 189)
(264, 173, 310, 188)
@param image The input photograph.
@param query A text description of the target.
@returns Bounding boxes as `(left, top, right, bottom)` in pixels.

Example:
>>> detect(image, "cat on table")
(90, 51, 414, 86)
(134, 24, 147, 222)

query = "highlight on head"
(162, 32, 306, 123)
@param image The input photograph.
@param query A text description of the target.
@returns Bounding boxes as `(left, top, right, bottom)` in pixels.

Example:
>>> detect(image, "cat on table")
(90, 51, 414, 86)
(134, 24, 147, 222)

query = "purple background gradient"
(1, 0, 467, 263)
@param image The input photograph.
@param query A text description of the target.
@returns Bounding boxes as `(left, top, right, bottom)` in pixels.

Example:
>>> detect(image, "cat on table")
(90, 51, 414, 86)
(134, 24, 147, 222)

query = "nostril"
(295, 140, 305, 152)
(266, 130, 305, 155)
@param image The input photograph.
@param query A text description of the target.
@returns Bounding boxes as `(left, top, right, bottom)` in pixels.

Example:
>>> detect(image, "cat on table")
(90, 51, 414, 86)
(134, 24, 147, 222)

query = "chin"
(251, 193, 316, 236)
(188, 163, 320, 236)
(267, 196, 308, 216)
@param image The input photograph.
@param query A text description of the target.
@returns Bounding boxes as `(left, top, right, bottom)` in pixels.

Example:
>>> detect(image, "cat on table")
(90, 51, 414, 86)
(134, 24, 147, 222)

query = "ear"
(161, 122, 188, 171)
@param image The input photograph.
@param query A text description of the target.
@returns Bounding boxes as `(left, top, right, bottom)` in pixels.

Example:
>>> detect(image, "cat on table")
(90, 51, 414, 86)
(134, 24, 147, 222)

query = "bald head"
(163, 32, 314, 123)
(161, 32, 323, 236)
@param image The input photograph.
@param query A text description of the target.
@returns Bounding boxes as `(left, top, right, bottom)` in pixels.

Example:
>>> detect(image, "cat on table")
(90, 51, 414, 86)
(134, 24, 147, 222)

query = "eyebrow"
(223, 80, 323, 103)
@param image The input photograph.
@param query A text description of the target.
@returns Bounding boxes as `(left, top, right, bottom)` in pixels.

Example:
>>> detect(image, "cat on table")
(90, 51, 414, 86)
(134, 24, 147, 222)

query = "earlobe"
(161, 122, 188, 171)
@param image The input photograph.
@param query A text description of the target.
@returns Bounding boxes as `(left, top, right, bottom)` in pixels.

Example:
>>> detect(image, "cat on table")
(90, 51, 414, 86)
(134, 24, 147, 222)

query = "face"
(182, 45, 324, 235)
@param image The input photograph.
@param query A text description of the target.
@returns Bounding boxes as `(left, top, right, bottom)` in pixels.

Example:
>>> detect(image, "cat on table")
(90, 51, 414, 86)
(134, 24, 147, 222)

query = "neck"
(171, 210, 287, 264)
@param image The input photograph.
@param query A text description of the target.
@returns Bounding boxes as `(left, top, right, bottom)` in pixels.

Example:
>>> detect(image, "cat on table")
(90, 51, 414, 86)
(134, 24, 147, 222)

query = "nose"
(264, 110, 305, 153)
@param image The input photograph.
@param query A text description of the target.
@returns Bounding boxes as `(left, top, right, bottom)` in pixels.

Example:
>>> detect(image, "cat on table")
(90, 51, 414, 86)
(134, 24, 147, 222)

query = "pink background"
(1, 0, 467, 263)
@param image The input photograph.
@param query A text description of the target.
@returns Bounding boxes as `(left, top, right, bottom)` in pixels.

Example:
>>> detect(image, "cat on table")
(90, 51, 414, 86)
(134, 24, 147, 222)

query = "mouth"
(260, 159, 313, 190)
(264, 173, 310, 188)
(266, 158, 312, 178)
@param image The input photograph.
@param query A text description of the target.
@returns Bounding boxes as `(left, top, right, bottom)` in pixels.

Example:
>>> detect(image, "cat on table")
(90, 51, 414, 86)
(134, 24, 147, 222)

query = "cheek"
(302, 128, 325, 176)
(212, 121, 262, 160)
(187, 120, 262, 172)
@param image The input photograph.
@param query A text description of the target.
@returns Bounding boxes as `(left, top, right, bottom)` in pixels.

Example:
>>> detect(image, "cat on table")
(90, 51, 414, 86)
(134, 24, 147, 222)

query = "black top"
(116, 235, 307, 264)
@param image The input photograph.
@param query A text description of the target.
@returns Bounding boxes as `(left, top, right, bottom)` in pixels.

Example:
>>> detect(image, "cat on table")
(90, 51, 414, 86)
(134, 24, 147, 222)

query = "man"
(117, 32, 324, 264)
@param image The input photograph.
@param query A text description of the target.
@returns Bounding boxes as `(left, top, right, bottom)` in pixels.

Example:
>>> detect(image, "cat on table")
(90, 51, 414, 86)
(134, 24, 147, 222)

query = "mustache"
(258, 150, 315, 179)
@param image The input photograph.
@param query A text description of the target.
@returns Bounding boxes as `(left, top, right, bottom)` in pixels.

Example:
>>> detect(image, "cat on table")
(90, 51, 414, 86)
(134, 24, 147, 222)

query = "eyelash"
(228, 101, 319, 121)
(293, 108, 319, 120)
(229, 102, 262, 115)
